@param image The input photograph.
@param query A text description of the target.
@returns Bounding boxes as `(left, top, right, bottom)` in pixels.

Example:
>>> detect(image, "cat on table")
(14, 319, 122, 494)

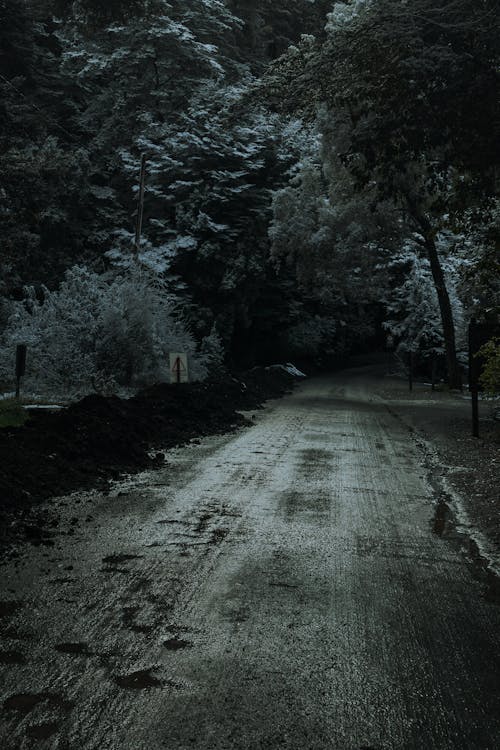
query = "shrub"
(478, 337, 500, 395)
(0, 265, 208, 397)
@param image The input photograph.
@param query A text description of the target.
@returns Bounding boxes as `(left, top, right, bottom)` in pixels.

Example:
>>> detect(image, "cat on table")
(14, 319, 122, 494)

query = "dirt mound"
(0, 368, 297, 547)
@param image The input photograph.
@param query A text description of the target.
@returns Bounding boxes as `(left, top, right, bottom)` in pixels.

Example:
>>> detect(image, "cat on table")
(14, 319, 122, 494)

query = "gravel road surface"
(1, 370, 499, 749)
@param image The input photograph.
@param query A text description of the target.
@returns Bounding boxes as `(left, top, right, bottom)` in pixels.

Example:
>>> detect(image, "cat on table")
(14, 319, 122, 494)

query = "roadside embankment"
(0, 367, 300, 548)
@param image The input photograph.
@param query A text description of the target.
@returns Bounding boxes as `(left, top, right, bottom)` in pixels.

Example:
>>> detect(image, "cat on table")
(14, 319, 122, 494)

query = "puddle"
(26, 722, 59, 740)
(432, 500, 500, 604)
(4, 692, 74, 714)
(114, 669, 162, 690)
(278, 490, 331, 520)
(163, 637, 192, 651)
(0, 650, 25, 664)
(432, 499, 451, 537)
(0, 600, 23, 619)
(100, 567, 130, 575)
(54, 642, 90, 655)
(102, 554, 143, 564)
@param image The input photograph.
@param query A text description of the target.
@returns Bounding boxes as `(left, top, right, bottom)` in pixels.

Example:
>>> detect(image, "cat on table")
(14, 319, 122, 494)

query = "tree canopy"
(0, 0, 499, 390)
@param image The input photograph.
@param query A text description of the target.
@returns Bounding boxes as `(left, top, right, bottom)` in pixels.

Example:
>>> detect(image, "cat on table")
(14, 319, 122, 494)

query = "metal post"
(431, 354, 437, 391)
(408, 350, 413, 392)
(134, 154, 147, 254)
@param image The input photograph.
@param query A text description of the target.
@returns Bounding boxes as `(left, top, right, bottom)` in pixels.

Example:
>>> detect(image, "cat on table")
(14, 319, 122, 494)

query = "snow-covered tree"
(270, 116, 388, 355)
(107, 76, 306, 356)
(382, 240, 467, 363)
(0, 1, 96, 291)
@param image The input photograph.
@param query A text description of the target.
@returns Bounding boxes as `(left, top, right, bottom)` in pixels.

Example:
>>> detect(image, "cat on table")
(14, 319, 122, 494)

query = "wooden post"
(471, 387, 479, 438)
(468, 319, 479, 438)
(134, 154, 147, 254)
(15, 344, 27, 400)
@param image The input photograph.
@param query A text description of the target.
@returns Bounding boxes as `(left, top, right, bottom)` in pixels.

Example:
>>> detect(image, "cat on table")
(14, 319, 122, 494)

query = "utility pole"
(134, 154, 147, 254)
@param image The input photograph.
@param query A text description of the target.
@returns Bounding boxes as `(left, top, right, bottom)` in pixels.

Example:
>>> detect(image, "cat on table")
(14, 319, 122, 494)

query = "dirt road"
(1, 370, 500, 749)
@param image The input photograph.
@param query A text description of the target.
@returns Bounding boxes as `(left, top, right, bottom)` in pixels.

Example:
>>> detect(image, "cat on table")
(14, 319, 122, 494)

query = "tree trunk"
(404, 193, 462, 389)
(424, 235, 462, 389)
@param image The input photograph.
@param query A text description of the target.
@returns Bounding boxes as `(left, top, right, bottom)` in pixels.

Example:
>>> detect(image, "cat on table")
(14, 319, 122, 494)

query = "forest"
(1, 0, 499, 396)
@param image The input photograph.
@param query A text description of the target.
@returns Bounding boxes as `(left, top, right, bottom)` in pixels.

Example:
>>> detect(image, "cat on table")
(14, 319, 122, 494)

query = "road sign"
(169, 352, 189, 384)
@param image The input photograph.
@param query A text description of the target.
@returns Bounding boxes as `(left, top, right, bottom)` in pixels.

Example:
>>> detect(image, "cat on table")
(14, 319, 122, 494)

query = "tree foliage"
(262, 0, 500, 385)
(1, 0, 499, 389)
(478, 338, 500, 394)
(0, 266, 208, 395)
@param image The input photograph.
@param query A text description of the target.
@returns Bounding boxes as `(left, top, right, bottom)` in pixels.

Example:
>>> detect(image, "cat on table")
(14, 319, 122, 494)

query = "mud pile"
(0, 368, 297, 544)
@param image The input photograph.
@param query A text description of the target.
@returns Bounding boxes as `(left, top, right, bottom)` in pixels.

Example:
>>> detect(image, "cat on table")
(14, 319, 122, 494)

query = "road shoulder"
(376, 375, 500, 578)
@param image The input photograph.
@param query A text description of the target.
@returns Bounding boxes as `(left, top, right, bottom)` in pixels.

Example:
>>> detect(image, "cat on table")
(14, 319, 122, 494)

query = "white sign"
(169, 352, 189, 384)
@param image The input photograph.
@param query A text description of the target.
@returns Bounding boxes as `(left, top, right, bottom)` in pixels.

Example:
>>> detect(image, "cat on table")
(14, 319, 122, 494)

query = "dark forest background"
(1, 0, 499, 394)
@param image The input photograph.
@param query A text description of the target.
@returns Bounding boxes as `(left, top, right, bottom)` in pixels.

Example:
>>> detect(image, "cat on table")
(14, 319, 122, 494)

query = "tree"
(1, 0, 340, 372)
(382, 240, 467, 363)
(228, 0, 331, 65)
(261, 0, 500, 386)
(270, 114, 390, 356)
(0, 0, 95, 291)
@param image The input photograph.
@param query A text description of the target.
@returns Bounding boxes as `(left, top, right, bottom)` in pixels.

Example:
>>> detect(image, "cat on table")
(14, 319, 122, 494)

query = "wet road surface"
(1, 371, 500, 749)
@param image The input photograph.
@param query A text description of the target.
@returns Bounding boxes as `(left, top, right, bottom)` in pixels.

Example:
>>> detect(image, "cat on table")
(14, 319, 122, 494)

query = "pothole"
(114, 669, 162, 690)
(0, 650, 25, 664)
(54, 642, 90, 655)
(0, 601, 23, 619)
(4, 692, 74, 714)
(26, 721, 59, 740)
